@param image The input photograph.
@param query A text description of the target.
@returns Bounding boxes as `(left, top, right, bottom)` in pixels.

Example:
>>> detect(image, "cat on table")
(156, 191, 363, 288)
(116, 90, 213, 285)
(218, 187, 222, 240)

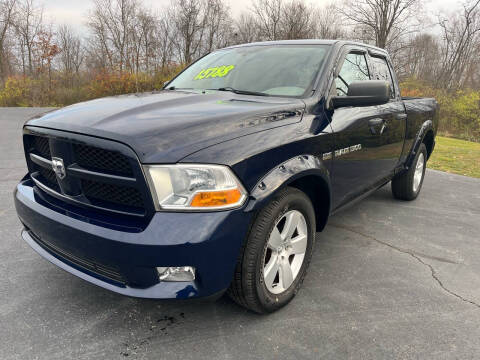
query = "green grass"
(428, 136, 480, 178)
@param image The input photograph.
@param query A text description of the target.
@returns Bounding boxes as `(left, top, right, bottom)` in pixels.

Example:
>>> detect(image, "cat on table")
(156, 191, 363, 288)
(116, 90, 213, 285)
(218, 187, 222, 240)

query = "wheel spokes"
(279, 258, 294, 290)
(263, 254, 279, 288)
(289, 234, 307, 255)
(268, 227, 283, 249)
(282, 211, 301, 240)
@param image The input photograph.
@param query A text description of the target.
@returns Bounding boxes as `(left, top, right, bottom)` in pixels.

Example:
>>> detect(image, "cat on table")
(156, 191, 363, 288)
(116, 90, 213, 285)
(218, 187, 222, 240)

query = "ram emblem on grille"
(51, 157, 66, 180)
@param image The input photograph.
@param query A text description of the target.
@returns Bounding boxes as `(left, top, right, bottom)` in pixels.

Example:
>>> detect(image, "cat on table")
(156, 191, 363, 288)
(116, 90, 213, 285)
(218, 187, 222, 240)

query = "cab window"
(370, 56, 395, 98)
(335, 53, 370, 96)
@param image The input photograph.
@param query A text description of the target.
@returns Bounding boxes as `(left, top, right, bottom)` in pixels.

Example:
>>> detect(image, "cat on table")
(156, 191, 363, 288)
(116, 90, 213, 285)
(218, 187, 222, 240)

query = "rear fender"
(406, 120, 434, 169)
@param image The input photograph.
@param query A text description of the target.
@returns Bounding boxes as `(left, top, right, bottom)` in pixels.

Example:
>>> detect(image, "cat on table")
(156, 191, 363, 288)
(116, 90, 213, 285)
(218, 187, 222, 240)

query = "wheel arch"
(422, 129, 435, 160)
(245, 154, 331, 232)
(406, 120, 435, 168)
(288, 175, 331, 231)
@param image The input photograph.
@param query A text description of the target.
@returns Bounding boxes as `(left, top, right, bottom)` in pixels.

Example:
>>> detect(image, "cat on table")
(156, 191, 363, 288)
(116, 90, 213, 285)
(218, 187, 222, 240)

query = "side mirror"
(331, 80, 390, 109)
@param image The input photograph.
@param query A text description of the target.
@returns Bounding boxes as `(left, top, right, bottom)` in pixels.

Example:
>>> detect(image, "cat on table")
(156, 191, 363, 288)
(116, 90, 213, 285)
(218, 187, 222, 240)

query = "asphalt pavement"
(1, 107, 479, 359)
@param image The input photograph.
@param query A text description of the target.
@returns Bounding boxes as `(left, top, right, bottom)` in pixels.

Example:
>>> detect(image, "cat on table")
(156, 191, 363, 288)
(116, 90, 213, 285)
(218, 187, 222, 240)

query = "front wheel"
(228, 187, 316, 313)
(392, 143, 427, 201)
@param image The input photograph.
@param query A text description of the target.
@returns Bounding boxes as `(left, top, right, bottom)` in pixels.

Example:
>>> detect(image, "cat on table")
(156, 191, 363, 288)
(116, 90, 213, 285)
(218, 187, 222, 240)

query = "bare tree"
(315, 4, 346, 40)
(129, 10, 146, 73)
(87, 0, 140, 72)
(336, 0, 420, 49)
(280, 0, 316, 39)
(155, 14, 174, 72)
(85, 9, 114, 70)
(136, 9, 156, 73)
(170, 0, 206, 64)
(202, 0, 231, 53)
(0, 0, 17, 82)
(57, 24, 84, 86)
(251, 0, 283, 41)
(15, 0, 44, 76)
(436, 0, 480, 89)
(397, 33, 439, 82)
(463, 40, 480, 88)
(233, 13, 261, 44)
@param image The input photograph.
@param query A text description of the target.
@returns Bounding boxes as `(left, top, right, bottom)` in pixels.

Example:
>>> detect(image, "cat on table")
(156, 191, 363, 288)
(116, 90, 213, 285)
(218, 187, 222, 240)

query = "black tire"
(228, 187, 316, 313)
(392, 143, 427, 201)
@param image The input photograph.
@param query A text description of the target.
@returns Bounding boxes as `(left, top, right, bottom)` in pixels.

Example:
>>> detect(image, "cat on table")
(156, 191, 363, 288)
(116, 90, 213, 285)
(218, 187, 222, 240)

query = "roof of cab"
(222, 39, 387, 54)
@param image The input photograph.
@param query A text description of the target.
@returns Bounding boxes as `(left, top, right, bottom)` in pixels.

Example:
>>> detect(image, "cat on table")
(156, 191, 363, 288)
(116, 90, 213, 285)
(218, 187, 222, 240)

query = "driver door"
(328, 47, 393, 209)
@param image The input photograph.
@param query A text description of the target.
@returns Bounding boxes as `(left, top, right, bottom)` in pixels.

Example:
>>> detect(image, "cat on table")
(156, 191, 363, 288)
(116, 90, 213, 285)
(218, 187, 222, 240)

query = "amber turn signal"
(190, 189, 243, 207)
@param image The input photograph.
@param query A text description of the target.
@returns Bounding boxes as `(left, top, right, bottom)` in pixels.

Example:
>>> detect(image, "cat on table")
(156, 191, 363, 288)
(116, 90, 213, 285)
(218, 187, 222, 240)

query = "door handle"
(369, 118, 386, 135)
(396, 113, 407, 120)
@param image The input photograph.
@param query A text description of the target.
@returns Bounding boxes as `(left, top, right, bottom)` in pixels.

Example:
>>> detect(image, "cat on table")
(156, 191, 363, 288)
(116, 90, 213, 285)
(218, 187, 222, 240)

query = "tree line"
(0, 0, 479, 140)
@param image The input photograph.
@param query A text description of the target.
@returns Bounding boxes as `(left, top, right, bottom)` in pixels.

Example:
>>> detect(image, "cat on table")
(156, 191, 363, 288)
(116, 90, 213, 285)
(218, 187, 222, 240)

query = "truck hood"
(26, 90, 305, 163)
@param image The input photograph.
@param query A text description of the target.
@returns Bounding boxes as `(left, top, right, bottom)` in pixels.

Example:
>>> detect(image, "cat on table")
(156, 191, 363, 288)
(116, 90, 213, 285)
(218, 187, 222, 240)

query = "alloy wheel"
(263, 210, 308, 294)
(413, 152, 425, 193)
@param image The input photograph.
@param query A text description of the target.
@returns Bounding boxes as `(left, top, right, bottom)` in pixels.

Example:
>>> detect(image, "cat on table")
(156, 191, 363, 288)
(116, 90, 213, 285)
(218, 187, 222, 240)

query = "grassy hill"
(428, 136, 480, 178)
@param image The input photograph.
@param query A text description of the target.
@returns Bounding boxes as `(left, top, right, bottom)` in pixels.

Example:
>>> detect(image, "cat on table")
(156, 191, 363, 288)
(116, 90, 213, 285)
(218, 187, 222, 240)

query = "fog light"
(156, 266, 196, 282)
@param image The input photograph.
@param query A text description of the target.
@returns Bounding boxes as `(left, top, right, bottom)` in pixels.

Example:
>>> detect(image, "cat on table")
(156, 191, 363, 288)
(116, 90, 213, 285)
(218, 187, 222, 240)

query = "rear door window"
(370, 56, 396, 98)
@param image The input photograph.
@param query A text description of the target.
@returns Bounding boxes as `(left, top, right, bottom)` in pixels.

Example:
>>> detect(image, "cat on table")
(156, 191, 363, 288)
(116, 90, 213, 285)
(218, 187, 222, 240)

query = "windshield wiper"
(208, 87, 269, 96)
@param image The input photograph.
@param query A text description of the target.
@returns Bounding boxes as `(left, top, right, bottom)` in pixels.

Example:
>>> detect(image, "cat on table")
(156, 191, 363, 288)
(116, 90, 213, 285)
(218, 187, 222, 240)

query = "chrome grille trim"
(31, 175, 145, 217)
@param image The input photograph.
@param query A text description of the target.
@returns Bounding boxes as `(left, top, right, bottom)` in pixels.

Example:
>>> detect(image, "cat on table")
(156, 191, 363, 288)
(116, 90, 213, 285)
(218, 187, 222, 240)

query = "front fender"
(244, 154, 331, 212)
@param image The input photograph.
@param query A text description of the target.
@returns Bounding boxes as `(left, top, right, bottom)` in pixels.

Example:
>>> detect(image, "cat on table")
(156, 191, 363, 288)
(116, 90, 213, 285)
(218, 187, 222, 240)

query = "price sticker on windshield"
(194, 65, 235, 80)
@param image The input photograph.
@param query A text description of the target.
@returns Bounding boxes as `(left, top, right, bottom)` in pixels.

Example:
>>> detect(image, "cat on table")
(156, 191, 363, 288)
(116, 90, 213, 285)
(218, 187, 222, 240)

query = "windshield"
(167, 45, 330, 97)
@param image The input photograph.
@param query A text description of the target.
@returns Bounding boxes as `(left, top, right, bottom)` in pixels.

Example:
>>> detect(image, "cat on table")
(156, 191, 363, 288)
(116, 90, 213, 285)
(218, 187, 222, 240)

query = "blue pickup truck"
(14, 40, 438, 313)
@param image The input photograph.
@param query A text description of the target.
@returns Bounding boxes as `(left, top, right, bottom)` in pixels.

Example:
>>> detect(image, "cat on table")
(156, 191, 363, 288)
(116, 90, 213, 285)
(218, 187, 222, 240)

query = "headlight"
(144, 164, 248, 211)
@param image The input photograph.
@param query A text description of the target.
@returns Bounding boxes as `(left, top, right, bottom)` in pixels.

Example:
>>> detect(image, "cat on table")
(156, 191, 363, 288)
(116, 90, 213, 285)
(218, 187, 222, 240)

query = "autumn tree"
(34, 28, 60, 91)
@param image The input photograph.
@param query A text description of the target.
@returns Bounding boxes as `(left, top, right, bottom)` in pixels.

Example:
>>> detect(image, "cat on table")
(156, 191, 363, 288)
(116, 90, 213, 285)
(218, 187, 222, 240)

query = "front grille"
(82, 180, 144, 209)
(38, 167, 60, 192)
(28, 230, 126, 284)
(24, 131, 152, 217)
(74, 144, 133, 176)
(33, 136, 51, 159)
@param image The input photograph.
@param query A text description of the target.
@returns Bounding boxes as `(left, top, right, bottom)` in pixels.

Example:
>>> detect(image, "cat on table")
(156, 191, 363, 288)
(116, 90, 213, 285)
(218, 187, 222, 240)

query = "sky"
(42, 0, 462, 33)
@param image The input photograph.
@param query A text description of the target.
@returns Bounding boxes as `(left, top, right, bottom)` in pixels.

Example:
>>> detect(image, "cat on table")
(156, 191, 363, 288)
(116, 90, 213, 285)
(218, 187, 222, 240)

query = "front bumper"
(14, 179, 253, 299)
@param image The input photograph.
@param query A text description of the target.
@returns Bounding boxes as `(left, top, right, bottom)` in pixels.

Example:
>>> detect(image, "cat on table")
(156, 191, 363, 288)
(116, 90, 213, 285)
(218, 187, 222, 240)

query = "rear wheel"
(228, 187, 315, 313)
(392, 143, 427, 200)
